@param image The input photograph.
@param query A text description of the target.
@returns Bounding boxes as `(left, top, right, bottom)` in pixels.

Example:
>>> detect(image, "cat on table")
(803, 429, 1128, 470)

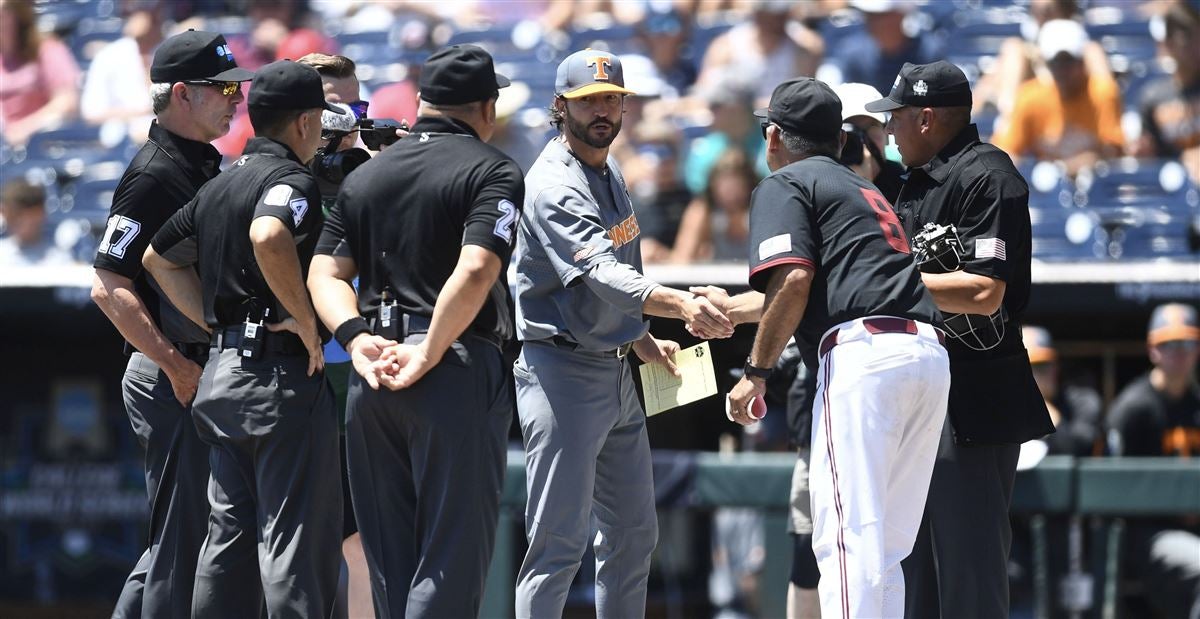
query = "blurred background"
(0, 0, 1198, 617)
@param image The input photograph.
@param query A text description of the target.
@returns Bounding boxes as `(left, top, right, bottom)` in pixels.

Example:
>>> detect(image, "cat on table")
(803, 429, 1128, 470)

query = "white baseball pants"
(809, 317, 950, 619)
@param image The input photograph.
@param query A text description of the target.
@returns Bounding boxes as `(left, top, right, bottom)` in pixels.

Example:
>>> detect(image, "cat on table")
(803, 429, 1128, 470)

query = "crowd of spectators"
(0, 0, 1196, 615)
(2, 0, 1198, 269)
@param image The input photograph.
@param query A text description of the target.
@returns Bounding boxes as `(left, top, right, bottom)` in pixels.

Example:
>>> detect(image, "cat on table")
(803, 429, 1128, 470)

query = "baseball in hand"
(750, 395, 767, 419)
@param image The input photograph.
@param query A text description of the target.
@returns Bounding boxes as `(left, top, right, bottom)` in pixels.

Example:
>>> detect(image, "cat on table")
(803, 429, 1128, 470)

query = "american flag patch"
(975, 238, 1006, 261)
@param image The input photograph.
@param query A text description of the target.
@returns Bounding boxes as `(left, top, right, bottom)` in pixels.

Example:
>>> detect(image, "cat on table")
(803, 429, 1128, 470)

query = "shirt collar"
(409, 116, 480, 139)
(148, 121, 222, 174)
(544, 135, 610, 175)
(920, 123, 981, 184)
(243, 137, 305, 164)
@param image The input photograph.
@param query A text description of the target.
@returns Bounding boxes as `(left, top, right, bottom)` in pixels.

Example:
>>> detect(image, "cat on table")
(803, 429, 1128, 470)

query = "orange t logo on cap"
(587, 56, 611, 81)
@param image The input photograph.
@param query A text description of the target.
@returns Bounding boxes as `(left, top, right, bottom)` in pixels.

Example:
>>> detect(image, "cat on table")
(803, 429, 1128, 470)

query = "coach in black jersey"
(306, 44, 523, 618)
(143, 60, 344, 618)
(89, 30, 250, 619)
(866, 61, 1055, 619)
(726, 77, 949, 619)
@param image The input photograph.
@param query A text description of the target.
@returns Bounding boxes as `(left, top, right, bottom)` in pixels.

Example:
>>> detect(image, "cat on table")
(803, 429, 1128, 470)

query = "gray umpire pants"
(514, 341, 659, 619)
(112, 351, 211, 619)
(345, 333, 511, 619)
(901, 418, 1021, 619)
(189, 347, 342, 619)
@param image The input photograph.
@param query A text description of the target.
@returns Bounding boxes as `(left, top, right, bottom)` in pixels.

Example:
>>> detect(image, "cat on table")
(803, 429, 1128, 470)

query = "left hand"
(727, 376, 766, 426)
(374, 342, 438, 390)
(632, 336, 681, 377)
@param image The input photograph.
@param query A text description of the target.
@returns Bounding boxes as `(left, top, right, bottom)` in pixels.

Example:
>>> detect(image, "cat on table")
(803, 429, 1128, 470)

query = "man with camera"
(306, 44, 522, 618)
(89, 30, 252, 619)
(834, 82, 906, 202)
(864, 61, 1054, 619)
(142, 60, 345, 618)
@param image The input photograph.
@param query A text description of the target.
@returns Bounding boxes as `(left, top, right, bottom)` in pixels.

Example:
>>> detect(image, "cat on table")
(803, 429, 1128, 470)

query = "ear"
(919, 107, 934, 133)
(172, 82, 191, 107)
(837, 130, 847, 152)
(484, 98, 497, 125)
(765, 125, 780, 153)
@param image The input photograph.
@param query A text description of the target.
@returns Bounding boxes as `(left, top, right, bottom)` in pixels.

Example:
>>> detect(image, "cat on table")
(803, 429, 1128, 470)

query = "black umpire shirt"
(894, 123, 1054, 444)
(747, 155, 939, 369)
(315, 116, 525, 342)
(93, 121, 222, 345)
(150, 137, 325, 330)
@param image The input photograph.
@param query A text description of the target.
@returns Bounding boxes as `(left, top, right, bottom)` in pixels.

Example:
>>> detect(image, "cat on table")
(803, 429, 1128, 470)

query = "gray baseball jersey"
(514, 138, 656, 350)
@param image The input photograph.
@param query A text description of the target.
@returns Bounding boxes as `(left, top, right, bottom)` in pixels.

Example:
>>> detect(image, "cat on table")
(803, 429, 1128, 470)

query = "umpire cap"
(249, 60, 345, 113)
(150, 29, 254, 84)
(420, 45, 511, 105)
(865, 60, 972, 112)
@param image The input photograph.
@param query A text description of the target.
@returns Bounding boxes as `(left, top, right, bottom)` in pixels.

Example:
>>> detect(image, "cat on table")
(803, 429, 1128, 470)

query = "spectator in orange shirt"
(1133, 2, 1200, 182)
(993, 19, 1123, 174)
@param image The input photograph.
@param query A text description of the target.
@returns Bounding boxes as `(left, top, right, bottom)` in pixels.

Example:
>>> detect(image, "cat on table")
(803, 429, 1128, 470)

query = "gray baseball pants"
(189, 347, 342, 619)
(112, 352, 210, 619)
(514, 340, 659, 619)
(345, 332, 511, 619)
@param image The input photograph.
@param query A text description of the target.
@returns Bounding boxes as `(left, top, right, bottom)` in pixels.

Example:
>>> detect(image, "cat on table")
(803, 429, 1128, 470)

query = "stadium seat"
(68, 17, 124, 68)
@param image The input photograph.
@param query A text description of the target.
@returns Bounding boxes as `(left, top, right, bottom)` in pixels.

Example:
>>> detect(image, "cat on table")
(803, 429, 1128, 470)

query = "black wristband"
(743, 357, 772, 380)
(334, 316, 371, 351)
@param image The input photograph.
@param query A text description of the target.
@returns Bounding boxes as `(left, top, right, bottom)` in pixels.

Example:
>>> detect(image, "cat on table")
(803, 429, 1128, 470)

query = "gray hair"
(779, 128, 841, 159)
(150, 82, 172, 115)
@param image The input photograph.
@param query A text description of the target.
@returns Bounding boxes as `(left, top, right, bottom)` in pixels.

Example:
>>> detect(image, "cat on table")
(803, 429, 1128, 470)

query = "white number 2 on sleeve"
(98, 215, 142, 259)
(493, 199, 517, 243)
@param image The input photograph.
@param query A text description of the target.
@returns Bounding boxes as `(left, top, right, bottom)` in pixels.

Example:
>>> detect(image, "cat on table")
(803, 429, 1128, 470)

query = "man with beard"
(512, 49, 734, 618)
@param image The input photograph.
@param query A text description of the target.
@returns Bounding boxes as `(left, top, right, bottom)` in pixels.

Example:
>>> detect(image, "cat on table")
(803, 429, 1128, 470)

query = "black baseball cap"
(248, 60, 344, 113)
(753, 77, 842, 140)
(865, 60, 972, 112)
(150, 29, 254, 84)
(419, 45, 510, 105)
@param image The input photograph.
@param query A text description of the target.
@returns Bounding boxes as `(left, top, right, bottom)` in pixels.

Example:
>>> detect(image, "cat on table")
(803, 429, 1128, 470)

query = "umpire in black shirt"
(89, 30, 250, 619)
(307, 44, 523, 618)
(143, 60, 345, 618)
(865, 61, 1055, 619)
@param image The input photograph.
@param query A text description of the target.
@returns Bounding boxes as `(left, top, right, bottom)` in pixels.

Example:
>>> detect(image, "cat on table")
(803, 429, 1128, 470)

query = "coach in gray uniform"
(90, 30, 251, 619)
(513, 49, 733, 618)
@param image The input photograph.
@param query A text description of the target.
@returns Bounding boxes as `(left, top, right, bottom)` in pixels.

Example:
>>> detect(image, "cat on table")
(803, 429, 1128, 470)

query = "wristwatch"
(742, 358, 772, 381)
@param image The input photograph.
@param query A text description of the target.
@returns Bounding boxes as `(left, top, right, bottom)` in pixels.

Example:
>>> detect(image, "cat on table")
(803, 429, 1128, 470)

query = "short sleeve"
(528, 184, 618, 287)
(954, 172, 1028, 282)
(252, 175, 318, 236)
(462, 158, 525, 262)
(93, 170, 173, 278)
(747, 174, 818, 293)
(150, 199, 197, 262)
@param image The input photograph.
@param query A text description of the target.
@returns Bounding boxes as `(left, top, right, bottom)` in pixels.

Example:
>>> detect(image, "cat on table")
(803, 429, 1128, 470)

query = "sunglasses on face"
(760, 121, 773, 140)
(184, 80, 241, 96)
(347, 100, 369, 121)
(1157, 340, 1199, 353)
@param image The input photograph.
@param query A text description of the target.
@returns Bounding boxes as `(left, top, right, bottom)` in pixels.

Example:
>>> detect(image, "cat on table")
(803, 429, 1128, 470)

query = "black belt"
(371, 313, 503, 350)
(211, 326, 307, 356)
(125, 341, 209, 360)
(818, 317, 944, 357)
(546, 334, 633, 359)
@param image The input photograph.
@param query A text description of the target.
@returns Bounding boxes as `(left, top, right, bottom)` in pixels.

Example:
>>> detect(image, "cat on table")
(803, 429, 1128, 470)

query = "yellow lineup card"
(639, 341, 719, 417)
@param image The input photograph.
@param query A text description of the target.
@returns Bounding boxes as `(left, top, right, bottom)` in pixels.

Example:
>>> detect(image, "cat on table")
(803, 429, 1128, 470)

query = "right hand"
(681, 293, 734, 339)
(267, 318, 324, 376)
(166, 358, 203, 407)
(347, 333, 398, 390)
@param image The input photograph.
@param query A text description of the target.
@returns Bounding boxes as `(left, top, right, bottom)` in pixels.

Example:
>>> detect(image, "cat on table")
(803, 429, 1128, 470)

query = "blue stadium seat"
(68, 17, 125, 66)
(62, 177, 120, 225)
(569, 23, 637, 53)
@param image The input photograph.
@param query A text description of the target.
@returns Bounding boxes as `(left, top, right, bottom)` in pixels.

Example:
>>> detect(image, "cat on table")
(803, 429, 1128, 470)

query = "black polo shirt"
(316, 116, 524, 343)
(150, 137, 324, 329)
(93, 122, 222, 345)
(894, 123, 1053, 444)
(747, 155, 939, 368)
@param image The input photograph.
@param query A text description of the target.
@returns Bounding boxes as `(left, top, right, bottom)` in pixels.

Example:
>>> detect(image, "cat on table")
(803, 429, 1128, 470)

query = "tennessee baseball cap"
(1022, 326, 1057, 364)
(555, 49, 636, 99)
(864, 60, 972, 113)
(753, 77, 842, 140)
(1038, 19, 1089, 61)
(834, 82, 886, 124)
(248, 60, 345, 113)
(1147, 303, 1200, 346)
(150, 29, 254, 84)
(419, 44, 510, 105)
